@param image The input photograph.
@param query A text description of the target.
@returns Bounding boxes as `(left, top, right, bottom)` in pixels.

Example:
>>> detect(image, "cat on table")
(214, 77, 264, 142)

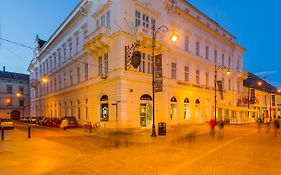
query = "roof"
(0, 71, 29, 81)
(243, 72, 277, 93)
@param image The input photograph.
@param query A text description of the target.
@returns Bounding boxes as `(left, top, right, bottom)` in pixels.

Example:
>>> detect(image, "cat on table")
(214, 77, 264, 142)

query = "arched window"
(100, 95, 109, 121)
(140, 94, 152, 100)
(184, 98, 190, 103)
(195, 99, 200, 104)
(171, 97, 177, 102)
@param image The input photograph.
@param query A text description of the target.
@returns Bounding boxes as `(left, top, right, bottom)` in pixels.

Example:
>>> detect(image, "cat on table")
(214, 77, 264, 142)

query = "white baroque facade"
(28, 0, 246, 128)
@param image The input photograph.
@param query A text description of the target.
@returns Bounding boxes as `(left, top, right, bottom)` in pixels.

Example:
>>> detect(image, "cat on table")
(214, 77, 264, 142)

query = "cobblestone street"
(1, 123, 281, 175)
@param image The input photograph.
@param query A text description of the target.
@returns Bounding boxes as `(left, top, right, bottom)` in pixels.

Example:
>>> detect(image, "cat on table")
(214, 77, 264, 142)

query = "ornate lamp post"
(151, 25, 178, 137)
(214, 65, 230, 123)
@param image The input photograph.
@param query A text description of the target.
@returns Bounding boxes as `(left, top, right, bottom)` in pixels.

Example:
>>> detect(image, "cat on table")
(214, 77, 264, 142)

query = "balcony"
(84, 26, 112, 53)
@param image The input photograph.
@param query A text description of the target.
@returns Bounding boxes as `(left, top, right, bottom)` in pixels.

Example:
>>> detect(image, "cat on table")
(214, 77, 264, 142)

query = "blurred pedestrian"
(264, 113, 270, 133)
(209, 118, 216, 137)
(218, 119, 225, 140)
(257, 117, 262, 133)
(274, 117, 280, 137)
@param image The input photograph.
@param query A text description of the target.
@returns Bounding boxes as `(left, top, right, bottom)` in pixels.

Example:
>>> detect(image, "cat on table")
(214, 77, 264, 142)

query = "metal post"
(28, 126, 31, 139)
(151, 25, 157, 137)
(1, 128, 4, 140)
(270, 92, 272, 120)
(214, 65, 217, 124)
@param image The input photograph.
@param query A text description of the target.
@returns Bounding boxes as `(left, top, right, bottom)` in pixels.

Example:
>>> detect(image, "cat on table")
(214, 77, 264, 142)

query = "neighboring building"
(0, 67, 30, 119)
(242, 72, 281, 123)
(28, 0, 246, 128)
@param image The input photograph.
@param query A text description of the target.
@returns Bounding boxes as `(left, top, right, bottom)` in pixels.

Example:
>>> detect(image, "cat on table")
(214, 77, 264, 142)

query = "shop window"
(184, 98, 191, 120)
(100, 95, 109, 121)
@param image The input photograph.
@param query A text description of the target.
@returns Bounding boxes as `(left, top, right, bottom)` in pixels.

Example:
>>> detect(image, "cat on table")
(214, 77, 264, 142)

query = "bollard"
(28, 126, 31, 139)
(89, 122, 92, 133)
(1, 128, 4, 140)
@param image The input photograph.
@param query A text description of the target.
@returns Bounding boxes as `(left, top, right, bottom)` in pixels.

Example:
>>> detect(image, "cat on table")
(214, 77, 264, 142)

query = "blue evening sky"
(0, 0, 280, 87)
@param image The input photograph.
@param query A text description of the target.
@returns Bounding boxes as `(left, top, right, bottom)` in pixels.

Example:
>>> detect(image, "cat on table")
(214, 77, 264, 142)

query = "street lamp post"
(214, 65, 230, 123)
(151, 25, 178, 137)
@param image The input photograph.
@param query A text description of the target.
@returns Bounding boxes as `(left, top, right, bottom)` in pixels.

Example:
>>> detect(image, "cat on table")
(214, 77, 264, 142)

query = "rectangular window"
(196, 69, 200, 84)
(142, 14, 149, 28)
(222, 54, 225, 66)
(63, 46, 66, 61)
(196, 41, 200, 56)
(206, 72, 209, 87)
(19, 100, 24, 107)
(64, 73, 67, 87)
(151, 18, 156, 29)
(69, 42, 72, 58)
(97, 19, 100, 28)
(184, 36, 189, 51)
(206, 46, 209, 59)
(214, 50, 217, 63)
(106, 11, 111, 28)
(104, 53, 108, 74)
(147, 55, 152, 74)
(85, 63, 89, 80)
(228, 57, 231, 68)
(49, 57, 52, 71)
(53, 53, 57, 69)
(228, 79, 231, 90)
(222, 77, 225, 89)
(98, 56, 103, 75)
(139, 52, 146, 73)
(58, 50, 61, 66)
(76, 36, 79, 54)
(70, 71, 73, 85)
(101, 15, 106, 26)
(237, 60, 240, 70)
(7, 85, 12, 94)
(77, 67, 80, 83)
(19, 86, 24, 94)
(184, 66, 189, 82)
(135, 11, 141, 27)
(171, 62, 177, 79)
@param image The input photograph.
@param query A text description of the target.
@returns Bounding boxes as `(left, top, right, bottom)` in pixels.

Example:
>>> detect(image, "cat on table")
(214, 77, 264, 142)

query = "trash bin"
(158, 122, 166, 136)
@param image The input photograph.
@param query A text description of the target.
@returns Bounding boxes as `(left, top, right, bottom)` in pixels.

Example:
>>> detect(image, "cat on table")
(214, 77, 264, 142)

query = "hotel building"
(29, 0, 248, 128)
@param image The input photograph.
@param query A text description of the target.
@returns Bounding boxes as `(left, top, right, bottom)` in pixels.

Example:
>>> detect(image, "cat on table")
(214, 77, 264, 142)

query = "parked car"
(60, 116, 79, 129)
(0, 118, 15, 129)
(29, 117, 37, 123)
(46, 118, 62, 128)
(38, 117, 48, 125)
(35, 116, 45, 124)
(19, 117, 30, 123)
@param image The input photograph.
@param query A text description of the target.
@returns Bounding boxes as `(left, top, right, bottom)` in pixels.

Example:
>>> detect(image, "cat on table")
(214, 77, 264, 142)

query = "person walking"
(209, 118, 216, 137)
(218, 119, 225, 140)
(274, 117, 280, 137)
(257, 117, 262, 133)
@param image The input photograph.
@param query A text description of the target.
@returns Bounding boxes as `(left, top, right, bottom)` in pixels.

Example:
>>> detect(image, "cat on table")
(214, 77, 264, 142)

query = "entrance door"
(140, 103, 152, 127)
(11, 110, 20, 120)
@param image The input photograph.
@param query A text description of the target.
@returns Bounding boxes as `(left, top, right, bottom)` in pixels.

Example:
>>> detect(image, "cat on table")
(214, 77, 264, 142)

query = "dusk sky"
(1, 0, 281, 87)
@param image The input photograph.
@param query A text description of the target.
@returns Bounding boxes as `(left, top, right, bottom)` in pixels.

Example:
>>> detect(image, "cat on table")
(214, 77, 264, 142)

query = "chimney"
(3, 66, 5, 72)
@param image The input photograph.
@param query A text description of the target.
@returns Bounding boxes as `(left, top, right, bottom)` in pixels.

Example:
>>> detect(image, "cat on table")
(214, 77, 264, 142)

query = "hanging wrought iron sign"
(216, 80, 223, 99)
(125, 40, 140, 70)
(131, 51, 141, 69)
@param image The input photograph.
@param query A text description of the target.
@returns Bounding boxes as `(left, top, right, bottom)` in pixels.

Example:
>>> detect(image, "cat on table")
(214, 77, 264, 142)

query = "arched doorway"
(140, 94, 152, 127)
(184, 98, 191, 120)
(11, 110, 20, 120)
(100, 95, 109, 121)
(170, 97, 178, 123)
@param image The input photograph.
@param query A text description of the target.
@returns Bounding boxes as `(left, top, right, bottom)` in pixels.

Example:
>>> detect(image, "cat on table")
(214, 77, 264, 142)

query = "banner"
(216, 80, 223, 99)
(154, 54, 163, 92)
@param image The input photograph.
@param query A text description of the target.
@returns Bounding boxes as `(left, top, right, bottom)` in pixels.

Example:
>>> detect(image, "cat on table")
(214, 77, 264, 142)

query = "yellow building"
(28, 0, 248, 128)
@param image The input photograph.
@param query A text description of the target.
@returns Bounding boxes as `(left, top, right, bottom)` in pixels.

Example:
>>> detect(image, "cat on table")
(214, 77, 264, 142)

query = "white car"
(0, 118, 15, 129)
